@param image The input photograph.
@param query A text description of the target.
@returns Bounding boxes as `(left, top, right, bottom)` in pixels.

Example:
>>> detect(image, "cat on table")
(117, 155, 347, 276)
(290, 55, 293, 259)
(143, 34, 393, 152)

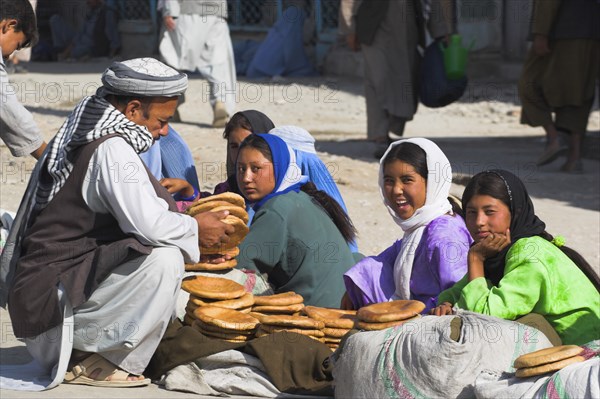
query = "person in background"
(5, 0, 36, 73)
(431, 170, 600, 346)
(49, 0, 120, 61)
(0, 0, 46, 159)
(339, 0, 453, 158)
(158, 0, 236, 128)
(342, 138, 470, 313)
(518, 0, 600, 172)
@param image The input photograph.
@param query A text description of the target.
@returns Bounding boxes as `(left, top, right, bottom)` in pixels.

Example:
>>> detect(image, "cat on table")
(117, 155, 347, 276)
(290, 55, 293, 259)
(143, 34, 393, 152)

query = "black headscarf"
(240, 110, 275, 135)
(226, 110, 275, 194)
(463, 170, 546, 286)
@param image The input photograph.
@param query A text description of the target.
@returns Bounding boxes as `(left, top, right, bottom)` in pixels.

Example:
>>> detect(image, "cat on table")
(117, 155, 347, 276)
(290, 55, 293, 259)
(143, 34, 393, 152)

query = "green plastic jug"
(439, 34, 473, 80)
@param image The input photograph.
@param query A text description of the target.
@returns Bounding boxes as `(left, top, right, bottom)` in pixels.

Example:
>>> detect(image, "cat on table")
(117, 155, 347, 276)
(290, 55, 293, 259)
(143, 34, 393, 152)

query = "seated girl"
(431, 170, 600, 345)
(215, 110, 275, 195)
(270, 125, 358, 252)
(342, 138, 472, 313)
(235, 134, 357, 308)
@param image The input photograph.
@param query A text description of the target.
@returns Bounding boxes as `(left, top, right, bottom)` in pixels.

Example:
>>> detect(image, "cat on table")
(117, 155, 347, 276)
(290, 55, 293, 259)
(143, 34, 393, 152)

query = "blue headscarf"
(247, 134, 309, 212)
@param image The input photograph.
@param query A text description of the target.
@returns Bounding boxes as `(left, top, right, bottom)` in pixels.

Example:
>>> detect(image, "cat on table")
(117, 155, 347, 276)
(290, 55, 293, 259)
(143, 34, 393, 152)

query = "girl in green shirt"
(431, 170, 600, 345)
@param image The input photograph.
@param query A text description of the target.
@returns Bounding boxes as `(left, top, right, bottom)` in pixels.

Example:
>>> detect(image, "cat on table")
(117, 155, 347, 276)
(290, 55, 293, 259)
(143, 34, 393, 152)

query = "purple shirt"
(344, 214, 472, 313)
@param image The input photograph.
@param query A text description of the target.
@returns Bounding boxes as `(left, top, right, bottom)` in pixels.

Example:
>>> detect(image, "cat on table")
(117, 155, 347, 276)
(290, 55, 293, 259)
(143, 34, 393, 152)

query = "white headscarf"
(269, 125, 317, 154)
(378, 138, 453, 300)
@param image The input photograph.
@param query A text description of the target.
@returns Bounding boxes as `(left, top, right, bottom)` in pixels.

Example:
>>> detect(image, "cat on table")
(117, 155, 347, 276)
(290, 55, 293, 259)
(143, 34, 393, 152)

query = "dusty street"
(1, 60, 599, 398)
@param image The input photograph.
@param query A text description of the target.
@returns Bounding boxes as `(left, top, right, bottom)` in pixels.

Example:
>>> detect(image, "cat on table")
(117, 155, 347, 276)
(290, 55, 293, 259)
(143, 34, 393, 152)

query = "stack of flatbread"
(303, 306, 358, 351)
(185, 193, 249, 271)
(356, 300, 425, 331)
(253, 314, 326, 343)
(250, 292, 305, 316)
(514, 345, 585, 378)
(192, 306, 260, 342)
(181, 275, 254, 326)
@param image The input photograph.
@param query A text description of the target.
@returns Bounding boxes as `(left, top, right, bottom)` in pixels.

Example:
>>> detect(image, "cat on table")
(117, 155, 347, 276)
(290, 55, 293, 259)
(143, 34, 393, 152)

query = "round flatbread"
(252, 303, 305, 314)
(181, 275, 246, 300)
(201, 215, 249, 254)
(194, 306, 259, 331)
(253, 292, 304, 306)
(194, 319, 255, 336)
(185, 258, 237, 271)
(322, 327, 352, 338)
(187, 200, 235, 217)
(303, 306, 358, 329)
(514, 345, 584, 369)
(356, 315, 421, 331)
(357, 300, 426, 323)
(192, 192, 246, 209)
(192, 321, 252, 341)
(210, 205, 249, 224)
(258, 314, 325, 330)
(248, 312, 267, 322)
(208, 293, 255, 310)
(188, 295, 219, 307)
(259, 324, 325, 337)
(515, 355, 585, 378)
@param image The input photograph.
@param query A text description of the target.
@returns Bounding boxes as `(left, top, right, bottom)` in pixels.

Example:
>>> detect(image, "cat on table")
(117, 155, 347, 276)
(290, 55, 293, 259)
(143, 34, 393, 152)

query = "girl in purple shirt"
(342, 138, 472, 313)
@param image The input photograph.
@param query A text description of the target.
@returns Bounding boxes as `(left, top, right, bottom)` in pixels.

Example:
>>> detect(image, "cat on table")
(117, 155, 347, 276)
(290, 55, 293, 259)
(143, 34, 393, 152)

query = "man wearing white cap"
(0, 58, 233, 389)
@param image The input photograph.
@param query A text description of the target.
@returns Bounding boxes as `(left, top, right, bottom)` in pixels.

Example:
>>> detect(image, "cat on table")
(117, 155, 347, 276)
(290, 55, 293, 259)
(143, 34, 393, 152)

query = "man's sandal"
(64, 353, 150, 388)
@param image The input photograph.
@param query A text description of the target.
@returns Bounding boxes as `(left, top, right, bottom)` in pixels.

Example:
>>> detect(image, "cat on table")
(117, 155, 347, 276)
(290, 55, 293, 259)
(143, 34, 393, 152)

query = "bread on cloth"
(258, 324, 325, 337)
(357, 300, 425, 323)
(258, 314, 325, 330)
(194, 319, 255, 336)
(192, 321, 252, 341)
(515, 355, 585, 378)
(356, 315, 421, 331)
(303, 306, 357, 329)
(181, 275, 246, 300)
(200, 215, 249, 254)
(322, 327, 352, 338)
(514, 345, 584, 368)
(194, 306, 259, 331)
(189, 292, 254, 310)
(252, 303, 305, 314)
(253, 292, 304, 306)
(185, 258, 237, 272)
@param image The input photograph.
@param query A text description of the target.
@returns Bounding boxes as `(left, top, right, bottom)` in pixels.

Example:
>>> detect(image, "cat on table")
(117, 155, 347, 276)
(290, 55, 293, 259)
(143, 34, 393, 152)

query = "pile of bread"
(185, 193, 249, 271)
(181, 275, 425, 350)
(303, 307, 358, 351)
(513, 345, 586, 378)
(182, 275, 259, 342)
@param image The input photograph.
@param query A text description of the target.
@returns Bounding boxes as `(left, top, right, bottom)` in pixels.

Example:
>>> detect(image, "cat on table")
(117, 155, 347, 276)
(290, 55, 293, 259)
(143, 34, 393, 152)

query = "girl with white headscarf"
(342, 138, 472, 313)
(235, 134, 357, 308)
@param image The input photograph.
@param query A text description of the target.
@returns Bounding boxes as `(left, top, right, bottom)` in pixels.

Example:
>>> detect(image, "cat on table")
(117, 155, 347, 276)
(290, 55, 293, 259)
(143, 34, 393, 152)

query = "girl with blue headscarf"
(235, 134, 357, 308)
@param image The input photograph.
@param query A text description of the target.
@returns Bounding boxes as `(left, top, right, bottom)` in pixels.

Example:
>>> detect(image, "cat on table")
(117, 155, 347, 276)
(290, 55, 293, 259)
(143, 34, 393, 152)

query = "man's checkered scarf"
(34, 95, 153, 210)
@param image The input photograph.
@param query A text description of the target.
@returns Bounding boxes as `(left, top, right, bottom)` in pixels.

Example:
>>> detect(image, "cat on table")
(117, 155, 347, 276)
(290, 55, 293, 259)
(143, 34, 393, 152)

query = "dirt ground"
(0, 60, 599, 398)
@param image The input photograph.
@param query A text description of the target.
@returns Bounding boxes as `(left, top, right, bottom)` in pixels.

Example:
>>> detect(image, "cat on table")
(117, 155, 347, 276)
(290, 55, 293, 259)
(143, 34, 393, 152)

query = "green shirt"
(237, 191, 355, 308)
(438, 236, 600, 345)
